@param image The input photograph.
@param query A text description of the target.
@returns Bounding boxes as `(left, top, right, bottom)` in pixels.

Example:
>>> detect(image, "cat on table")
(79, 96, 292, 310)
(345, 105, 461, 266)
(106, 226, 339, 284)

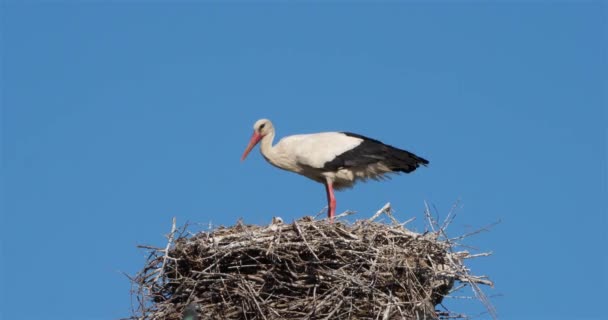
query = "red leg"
(324, 179, 337, 223)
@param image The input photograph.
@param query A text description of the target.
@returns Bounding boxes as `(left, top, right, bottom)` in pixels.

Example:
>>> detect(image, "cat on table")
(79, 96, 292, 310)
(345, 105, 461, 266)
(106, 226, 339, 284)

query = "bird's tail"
(387, 147, 429, 174)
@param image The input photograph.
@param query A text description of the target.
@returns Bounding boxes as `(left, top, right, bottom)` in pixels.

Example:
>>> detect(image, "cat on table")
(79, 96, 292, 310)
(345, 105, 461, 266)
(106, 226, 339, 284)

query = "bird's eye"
(259, 123, 266, 131)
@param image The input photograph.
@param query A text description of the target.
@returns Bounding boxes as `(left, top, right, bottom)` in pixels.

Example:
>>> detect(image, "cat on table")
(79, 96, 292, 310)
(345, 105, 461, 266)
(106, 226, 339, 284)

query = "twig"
(424, 200, 437, 233)
(368, 202, 391, 222)
(440, 199, 461, 233)
(293, 220, 320, 261)
(153, 217, 177, 283)
(334, 210, 356, 220)
(449, 220, 501, 242)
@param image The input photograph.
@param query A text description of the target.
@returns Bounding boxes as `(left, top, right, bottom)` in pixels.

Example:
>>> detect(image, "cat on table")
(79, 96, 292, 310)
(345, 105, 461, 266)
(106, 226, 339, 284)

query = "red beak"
(241, 131, 262, 161)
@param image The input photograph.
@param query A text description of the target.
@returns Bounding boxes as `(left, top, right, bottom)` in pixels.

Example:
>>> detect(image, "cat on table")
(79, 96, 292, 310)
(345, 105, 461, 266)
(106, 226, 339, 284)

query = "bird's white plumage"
(275, 132, 363, 169)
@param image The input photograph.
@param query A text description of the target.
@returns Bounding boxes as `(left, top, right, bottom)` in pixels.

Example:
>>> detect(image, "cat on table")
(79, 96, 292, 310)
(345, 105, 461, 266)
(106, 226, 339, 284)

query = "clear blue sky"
(1, 2, 606, 319)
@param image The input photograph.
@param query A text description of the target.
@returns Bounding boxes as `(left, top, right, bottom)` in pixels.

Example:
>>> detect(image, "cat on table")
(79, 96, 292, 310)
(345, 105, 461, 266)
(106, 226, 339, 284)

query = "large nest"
(129, 204, 494, 320)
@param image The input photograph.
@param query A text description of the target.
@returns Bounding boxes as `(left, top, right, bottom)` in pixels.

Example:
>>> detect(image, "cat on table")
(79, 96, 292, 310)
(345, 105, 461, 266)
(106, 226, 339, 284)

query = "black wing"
(322, 132, 429, 173)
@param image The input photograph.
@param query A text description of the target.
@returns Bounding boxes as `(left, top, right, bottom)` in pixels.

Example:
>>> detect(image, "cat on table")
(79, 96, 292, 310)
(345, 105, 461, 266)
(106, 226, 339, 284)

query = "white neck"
(259, 128, 277, 161)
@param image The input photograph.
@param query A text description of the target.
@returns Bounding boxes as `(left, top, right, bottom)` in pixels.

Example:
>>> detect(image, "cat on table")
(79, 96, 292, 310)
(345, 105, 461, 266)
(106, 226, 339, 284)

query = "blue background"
(2, 2, 606, 319)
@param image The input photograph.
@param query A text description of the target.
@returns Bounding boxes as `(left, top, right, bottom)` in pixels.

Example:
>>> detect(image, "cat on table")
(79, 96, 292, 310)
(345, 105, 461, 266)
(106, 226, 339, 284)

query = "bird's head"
(241, 118, 273, 161)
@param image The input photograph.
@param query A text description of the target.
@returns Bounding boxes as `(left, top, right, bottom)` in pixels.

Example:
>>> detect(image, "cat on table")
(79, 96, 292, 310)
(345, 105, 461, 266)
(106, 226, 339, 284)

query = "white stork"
(241, 119, 429, 223)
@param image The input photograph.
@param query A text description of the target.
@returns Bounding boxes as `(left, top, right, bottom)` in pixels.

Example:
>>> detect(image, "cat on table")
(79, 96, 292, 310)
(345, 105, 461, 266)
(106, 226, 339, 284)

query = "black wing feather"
(322, 132, 429, 173)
